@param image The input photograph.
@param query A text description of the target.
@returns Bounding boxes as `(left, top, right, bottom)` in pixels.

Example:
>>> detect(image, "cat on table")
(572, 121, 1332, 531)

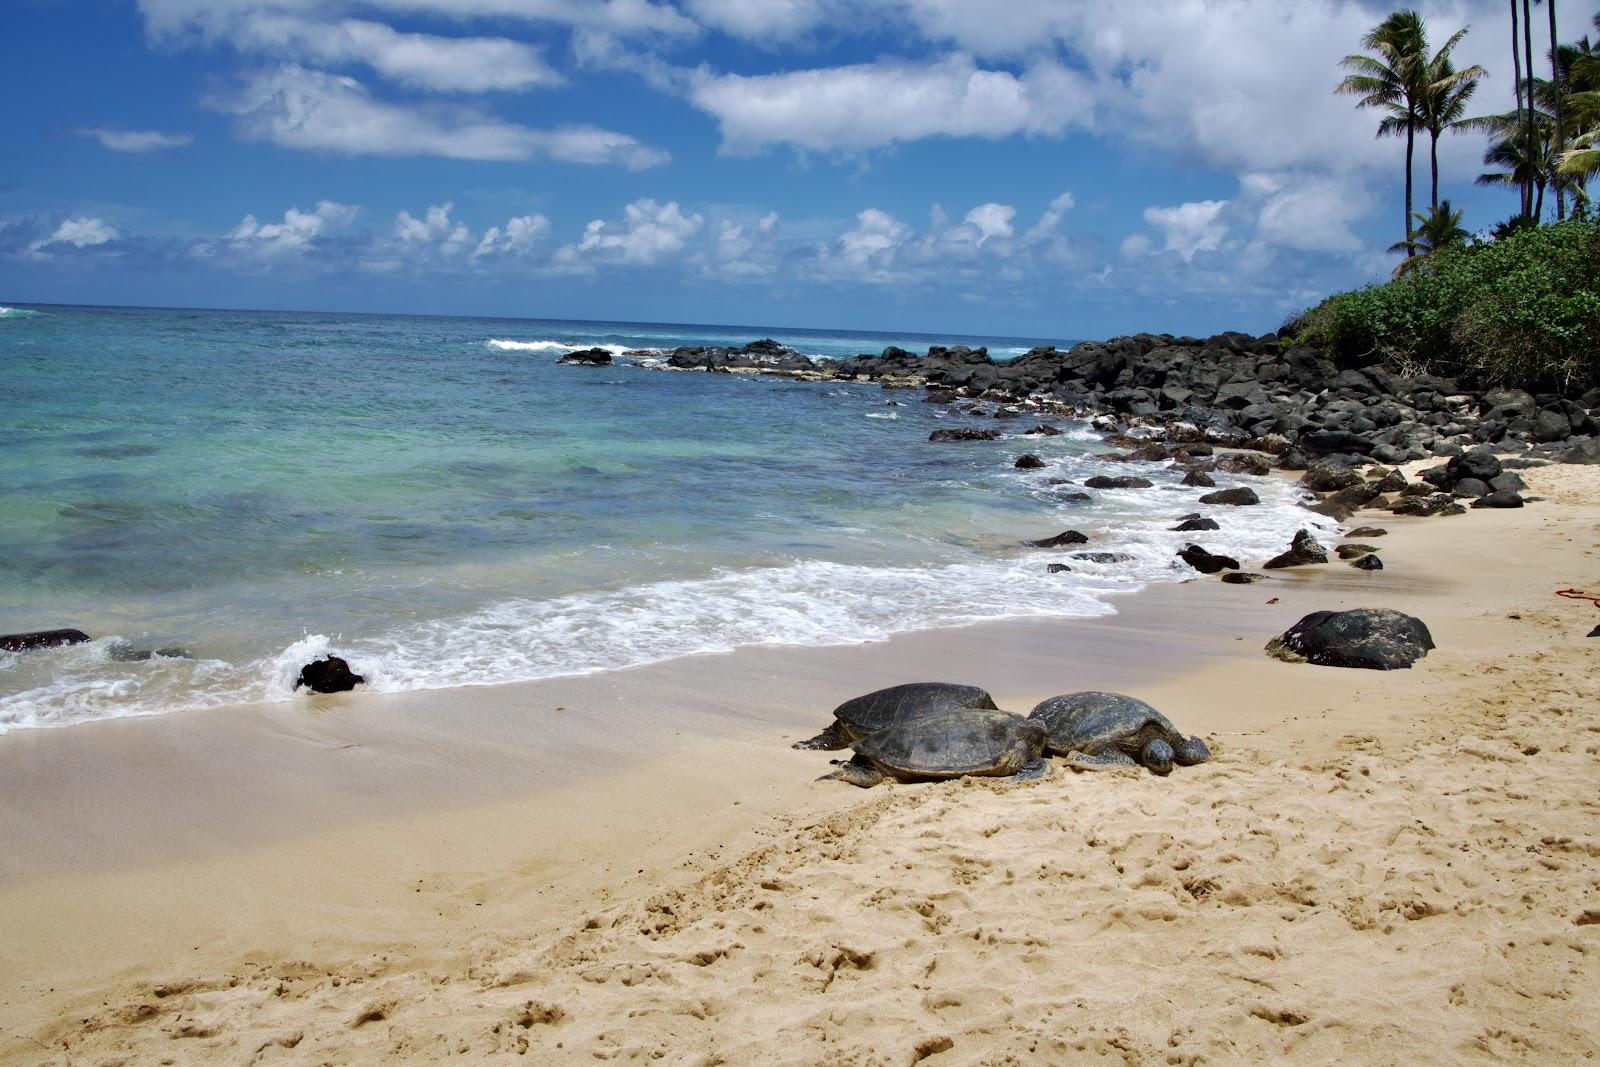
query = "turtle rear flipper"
(793, 722, 849, 751)
(1066, 750, 1139, 771)
(1174, 735, 1211, 766)
(819, 757, 886, 788)
(1011, 757, 1053, 781)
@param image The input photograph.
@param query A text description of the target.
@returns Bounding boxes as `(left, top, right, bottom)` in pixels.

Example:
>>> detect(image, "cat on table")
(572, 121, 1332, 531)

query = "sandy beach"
(1, 464, 1596, 1065)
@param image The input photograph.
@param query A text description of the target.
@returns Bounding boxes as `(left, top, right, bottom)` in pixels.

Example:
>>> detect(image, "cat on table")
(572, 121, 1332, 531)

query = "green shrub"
(1294, 217, 1600, 392)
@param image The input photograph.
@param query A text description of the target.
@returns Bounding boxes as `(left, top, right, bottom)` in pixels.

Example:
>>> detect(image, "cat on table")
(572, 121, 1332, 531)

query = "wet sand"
(1, 465, 1596, 1064)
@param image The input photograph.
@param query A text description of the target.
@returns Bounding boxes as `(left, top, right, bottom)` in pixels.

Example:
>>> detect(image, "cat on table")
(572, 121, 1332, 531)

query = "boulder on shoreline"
(1025, 530, 1090, 548)
(296, 656, 365, 694)
(1084, 475, 1154, 490)
(1015, 454, 1045, 469)
(1266, 608, 1434, 670)
(1264, 530, 1328, 569)
(1198, 487, 1260, 507)
(1178, 544, 1240, 574)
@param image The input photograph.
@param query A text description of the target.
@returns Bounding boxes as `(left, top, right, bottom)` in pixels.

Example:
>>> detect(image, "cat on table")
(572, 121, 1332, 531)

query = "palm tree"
(1476, 112, 1557, 217)
(1554, 17, 1600, 203)
(1523, 0, 1537, 212)
(1542, 1, 1565, 217)
(1510, 0, 1528, 214)
(1339, 11, 1428, 243)
(1418, 31, 1487, 209)
(1387, 200, 1472, 276)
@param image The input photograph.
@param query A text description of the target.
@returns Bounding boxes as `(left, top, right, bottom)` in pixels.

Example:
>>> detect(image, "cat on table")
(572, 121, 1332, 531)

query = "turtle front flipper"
(819, 756, 887, 788)
(793, 721, 849, 751)
(1174, 735, 1212, 766)
(1065, 750, 1139, 771)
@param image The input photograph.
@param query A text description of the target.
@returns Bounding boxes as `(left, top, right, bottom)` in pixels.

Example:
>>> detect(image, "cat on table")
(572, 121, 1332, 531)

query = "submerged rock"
(1198, 487, 1260, 506)
(296, 655, 365, 694)
(1172, 516, 1221, 532)
(1072, 552, 1136, 564)
(557, 348, 614, 366)
(1025, 530, 1090, 548)
(929, 428, 1002, 442)
(1266, 608, 1434, 670)
(1015, 454, 1046, 469)
(0, 628, 91, 653)
(1180, 470, 1216, 488)
(1084, 475, 1153, 490)
(1025, 424, 1063, 436)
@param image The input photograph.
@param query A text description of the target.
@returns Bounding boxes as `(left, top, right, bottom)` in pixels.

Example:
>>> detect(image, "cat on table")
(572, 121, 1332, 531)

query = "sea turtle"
(793, 681, 998, 750)
(821, 707, 1050, 788)
(1028, 691, 1210, 775)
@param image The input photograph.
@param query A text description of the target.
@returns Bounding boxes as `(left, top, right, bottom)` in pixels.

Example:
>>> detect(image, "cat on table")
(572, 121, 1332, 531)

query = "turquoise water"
(0, 304, 1330, 730)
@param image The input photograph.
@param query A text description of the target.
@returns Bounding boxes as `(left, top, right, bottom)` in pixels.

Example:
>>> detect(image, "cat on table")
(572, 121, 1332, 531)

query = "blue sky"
(0, 0, 1553, 337)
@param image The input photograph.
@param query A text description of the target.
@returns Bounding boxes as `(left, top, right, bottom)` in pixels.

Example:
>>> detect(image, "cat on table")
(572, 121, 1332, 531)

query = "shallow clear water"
(0, 304, 1331, 730)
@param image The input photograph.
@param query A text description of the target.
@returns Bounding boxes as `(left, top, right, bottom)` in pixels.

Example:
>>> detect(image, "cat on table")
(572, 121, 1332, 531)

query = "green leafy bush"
(1294, 217, 1600, 392)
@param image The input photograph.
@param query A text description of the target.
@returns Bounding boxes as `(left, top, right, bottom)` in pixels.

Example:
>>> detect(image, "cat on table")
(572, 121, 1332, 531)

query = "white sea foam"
(0, 306, 41, 318)
(0, 471, 1331, 733)
(487, 338, 640, 357)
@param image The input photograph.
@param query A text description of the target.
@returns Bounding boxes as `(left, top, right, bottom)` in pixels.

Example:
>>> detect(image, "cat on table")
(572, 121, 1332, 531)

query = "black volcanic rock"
(1172, 516, 1221, 532)
(0, 628, 91, 653)
(558, 347, 614, 366)
(1084, 475, 1154, 490)
(296, 655, 365, 694)
(1015, 454, 1046, 469)
(1198, 487, 1260, 506)
(1266, 608, 1434, 670)
(1264, 529, 1328, 569)
(1025, 530, 1090, 548)
(929, 428, 1003, 442)
(1178, 544, 1240, 574)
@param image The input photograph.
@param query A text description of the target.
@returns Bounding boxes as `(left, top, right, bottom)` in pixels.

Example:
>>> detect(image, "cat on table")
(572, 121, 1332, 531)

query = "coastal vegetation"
(1302, 7, 1600, 393)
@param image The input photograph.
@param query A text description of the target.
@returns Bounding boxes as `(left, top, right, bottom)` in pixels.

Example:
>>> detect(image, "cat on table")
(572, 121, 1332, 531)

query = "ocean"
(0, 303, 1331, 731)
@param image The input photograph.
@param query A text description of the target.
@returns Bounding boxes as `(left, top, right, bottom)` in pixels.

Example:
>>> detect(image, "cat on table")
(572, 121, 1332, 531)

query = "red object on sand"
(1555, 588, 1600, 609)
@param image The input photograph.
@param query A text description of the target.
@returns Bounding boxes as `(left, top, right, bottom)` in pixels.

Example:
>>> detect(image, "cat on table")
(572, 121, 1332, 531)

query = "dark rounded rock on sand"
(1349, 554, 1384, 570)
(1392, 494, 1467, 517)
(1471, 490, 1525, 509)
(1336, 544, 1380, 560)
(1346, 526, 1388, 538)
(1047, 563, 1073, 574)
(1451, 477, 1491, 499)
(1560, 438, 1600, 464)
(1026, 530, 1090, 548)
(930, 428, 1003, 442)
(1172, 516, 1221, 532)
(1301, 460, 1362, 493)
(1072, 552, 1136, 564)
(1264, 529, 1328, 569)
(1266, 608, 1434, 670)
(1084, 475, 1154, 490)
(1370, 468, 1407, 493)
(1178, 544, 1240, 574)
(1181, 470, 1216, 488)
(1220, 572, 1266, 584)
(1199, 487, 1260, 507)
(1307, 481, 1383, 521)
(0, 628, 92, 653)
(1277, 449, 1310, 471)
(1488, 472, 1526, 494)
(1447, 448, 1503, 483)
(557, 347, 614, 366)
(1015, 454, 1046, 470)
(296, 655, 365, 693)
(1212, 454, 1272, 476)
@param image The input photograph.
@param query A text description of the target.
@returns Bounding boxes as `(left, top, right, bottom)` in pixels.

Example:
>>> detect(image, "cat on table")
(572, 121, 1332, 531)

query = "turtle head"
(1140, 737, 1175, 775)
(1174, 735, 1212, 766)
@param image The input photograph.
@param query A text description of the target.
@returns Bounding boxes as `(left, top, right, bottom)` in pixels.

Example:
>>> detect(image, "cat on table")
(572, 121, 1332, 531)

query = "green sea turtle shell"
(852, 707, 1046, 779)
(831, 681, 999, 742)
(1027, 691, 1184, 757)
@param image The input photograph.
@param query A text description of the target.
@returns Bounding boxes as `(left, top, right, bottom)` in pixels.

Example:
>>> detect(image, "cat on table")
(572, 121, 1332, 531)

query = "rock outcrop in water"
(649, 330, 1598, 465)
(0, 628, 91, 653)
(296, 656, 365, 694)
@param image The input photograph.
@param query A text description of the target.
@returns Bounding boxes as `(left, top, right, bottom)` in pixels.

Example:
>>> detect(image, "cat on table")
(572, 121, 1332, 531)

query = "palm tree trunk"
(1430, 132, 1441, 209)
(1523, 0, 1537, 217)
(1549, 0, 1565, 219)
(1535, 177, 1546, 218)
(1511, 0, 1529, 215)
(1405, 120, 1416, 242)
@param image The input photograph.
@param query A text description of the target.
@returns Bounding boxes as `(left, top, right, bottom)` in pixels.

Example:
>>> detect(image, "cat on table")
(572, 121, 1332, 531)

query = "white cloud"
(136, 0, 696, 42)
(1024, 190, 1074, 240)
(684, 0, 858, 40)
(1141, 200, 1228, 262)
(837, 207, 912, 268)
(210, 65, 668, 166)
(962, 202, 1014, 244)
(690, 54, 1094, 153)
(394, 202, 470, 256)
(227, 15, 563, 92)
(1246, 173, 1372, 254)
(28, 217, 120, 254)
(79, 128, 194, 152)
(559, 198, 704, 266)
(223, 200, 358, 255)
(474, 214, 552, 258)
